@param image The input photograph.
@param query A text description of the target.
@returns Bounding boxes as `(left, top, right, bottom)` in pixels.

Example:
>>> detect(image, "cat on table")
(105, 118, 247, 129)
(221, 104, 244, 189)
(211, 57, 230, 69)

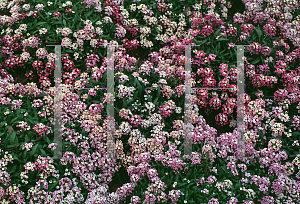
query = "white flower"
(130, 4, 137, 12)
(56, 28, 62, 34)
(84, 20, 92, 25)
(65, 1, 72, 6)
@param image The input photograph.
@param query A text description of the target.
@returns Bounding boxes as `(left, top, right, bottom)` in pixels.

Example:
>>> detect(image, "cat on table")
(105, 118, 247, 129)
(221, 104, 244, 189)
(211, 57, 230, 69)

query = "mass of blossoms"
(0, 0, 300, 203)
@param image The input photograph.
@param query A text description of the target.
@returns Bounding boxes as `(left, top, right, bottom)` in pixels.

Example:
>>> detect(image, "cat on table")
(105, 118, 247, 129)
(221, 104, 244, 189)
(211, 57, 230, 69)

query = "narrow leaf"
(9, 132, 16, 145)
(0, 122, 5, 128)
(255, 27, 262, 37)
(252, 58, 260, 64)
(40, 149, 47, 157)
(217, 37, 229, 41)
(153, 97, 159, 105)
(85, 10, 94, 17)
(11, 117, 19, 125)
(135, 79, 143, 98)
(36, 22, 47, 26)
(28, 144, 38, 157)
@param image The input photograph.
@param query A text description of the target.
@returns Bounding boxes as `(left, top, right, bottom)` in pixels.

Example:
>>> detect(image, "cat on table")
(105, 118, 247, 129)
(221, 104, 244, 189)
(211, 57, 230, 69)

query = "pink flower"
(208, 198, 219, 204)
(53, 11, 62, 18)
(263, 23, 277, 37)
(201, 25, 214, 38)
(203, 76, 216, 87)
(261, 46, 271, 56)
(215, 113, 229, 126)
(210, 97, 221, 110)
(115, 25, 126, 38)
(168, 190, 181, 202)
(130, 114, 142, 127)
(247, 42, 262, 55)
(274, 89, 288, 103)
(35, 48, 48, 59)
(268, 139, 282, 152)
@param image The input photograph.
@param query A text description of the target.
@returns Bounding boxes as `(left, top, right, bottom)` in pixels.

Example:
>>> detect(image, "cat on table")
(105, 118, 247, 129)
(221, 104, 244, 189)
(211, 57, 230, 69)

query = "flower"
(22, 142, 33, 151)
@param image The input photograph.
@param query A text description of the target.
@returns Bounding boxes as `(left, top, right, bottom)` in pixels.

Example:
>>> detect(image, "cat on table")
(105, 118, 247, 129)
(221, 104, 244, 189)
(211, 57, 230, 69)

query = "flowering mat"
(1, 0, 300, 203)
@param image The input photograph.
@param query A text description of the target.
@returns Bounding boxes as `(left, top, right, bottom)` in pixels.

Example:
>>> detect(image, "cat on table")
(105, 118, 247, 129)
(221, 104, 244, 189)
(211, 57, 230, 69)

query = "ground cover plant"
(0, 0, 300, 203)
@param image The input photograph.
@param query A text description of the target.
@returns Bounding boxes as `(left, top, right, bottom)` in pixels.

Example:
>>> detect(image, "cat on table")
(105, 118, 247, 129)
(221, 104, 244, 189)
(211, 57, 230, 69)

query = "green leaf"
(254, 27, 262, 41)
(147, 95, 152, 102)
(10, 117, 19, 125)
(45, 136, 51, 144)
(18, 109, 27, 114)
(49, 180, 59, 191)
(252, 58, 260, 64)
(199, 39, 208, 45)
(135, 79, 143, 99)
(65, 49, 74, 54)
(27, 118, 36, 125)
(72, 15, 79, 28)
(177, 182, 186, 187)
(85, 10, 94, 18)
(9, 163, 17, 173)
(292, 132, 300, 137)
(153, 97, 159, 106)
(132, 91, 138, 103)
(187, 182, 194, 189)
(73, 3, 77, 11)
(5, 145, 16, 148)
(40, 149, 47, 157)
(217, 37, 229, 41)
(36, 22, 47, 26)
(25, 135, 29, 143)
(0, 122, 5, 128)
(14, 155, 23, 163)
(122, 97, 128, 108)
(15, 135, 19, 145)
(28, 144, 39, 157)
(213, 28, 221, 37)
(9, 132, 16, 145)
(23, 151, 27, 161)
(63, 19, 66, 26)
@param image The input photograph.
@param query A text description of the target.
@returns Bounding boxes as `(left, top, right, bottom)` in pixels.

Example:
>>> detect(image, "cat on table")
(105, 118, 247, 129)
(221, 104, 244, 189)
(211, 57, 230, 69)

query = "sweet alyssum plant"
(0, 0, 300, 203)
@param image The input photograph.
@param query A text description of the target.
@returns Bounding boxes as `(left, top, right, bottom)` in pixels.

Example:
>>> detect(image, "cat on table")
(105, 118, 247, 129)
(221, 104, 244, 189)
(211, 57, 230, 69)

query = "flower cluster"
(16, 121, 30, 132)
(215, 113, 229, 126)
(22, 142, 33, 151)
(4, 55, 25, 69)
(32, 123, 53, 138)
(53, 11, 62, 18)
(85, 53, 100, 72)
